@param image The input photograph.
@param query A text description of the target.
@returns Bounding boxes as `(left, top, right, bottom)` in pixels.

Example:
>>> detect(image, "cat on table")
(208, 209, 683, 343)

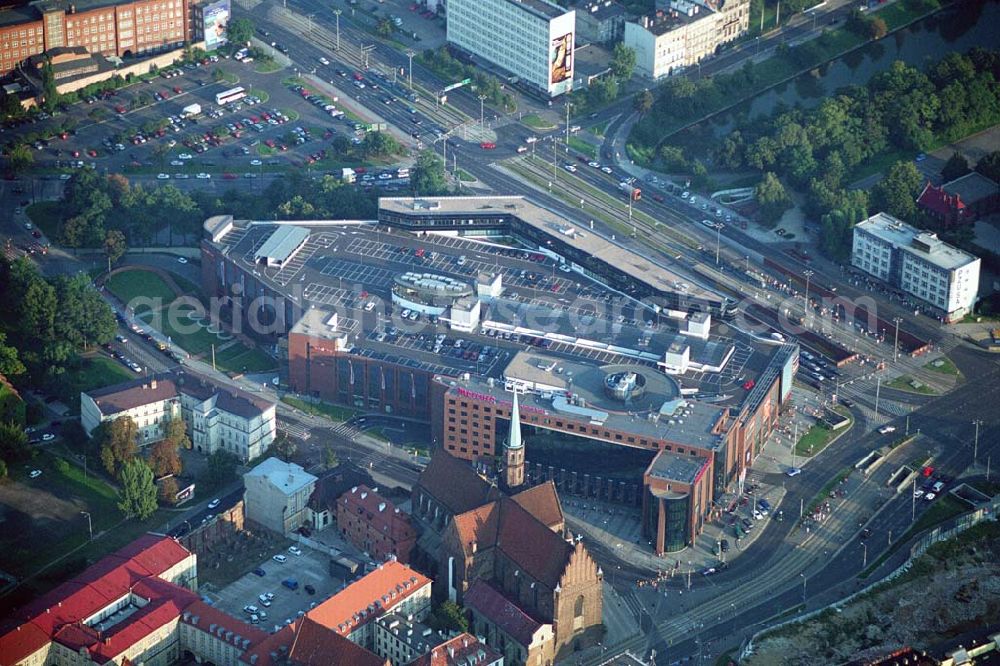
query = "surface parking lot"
(209, 546, 345, 633)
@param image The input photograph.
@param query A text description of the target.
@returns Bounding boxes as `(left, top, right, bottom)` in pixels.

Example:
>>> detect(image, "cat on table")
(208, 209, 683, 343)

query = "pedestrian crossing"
(279, 422, 311, 440)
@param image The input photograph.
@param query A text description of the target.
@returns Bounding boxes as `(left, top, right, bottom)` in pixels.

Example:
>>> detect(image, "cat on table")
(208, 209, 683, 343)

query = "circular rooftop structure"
(593, 364, 680, 413)
(393, 272, 472, 301)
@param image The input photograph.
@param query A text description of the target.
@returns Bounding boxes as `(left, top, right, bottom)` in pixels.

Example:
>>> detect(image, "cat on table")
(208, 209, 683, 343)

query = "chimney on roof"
(471, 540, 477, 553)
(151, 378, 157, 390)
(378, 502, 386, 512)
(448, 645, 455, 658)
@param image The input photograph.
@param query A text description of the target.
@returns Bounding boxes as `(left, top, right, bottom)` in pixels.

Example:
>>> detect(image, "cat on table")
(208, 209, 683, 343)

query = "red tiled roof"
(512, 482, 563, 530)
(451, 497, 573, 588)
(416, 451, 495, 516)
(918, 181, 968, 218)
(289, 618, 389, 666)
(87, 376, 179, 415)
(0, 534, 193, 665)
(337, 485, 416, 547)
(408, 633, 502, 666)
(307, 560, 430, 637)
(180, 599, 268, 648)
(463, 581, 545, 647)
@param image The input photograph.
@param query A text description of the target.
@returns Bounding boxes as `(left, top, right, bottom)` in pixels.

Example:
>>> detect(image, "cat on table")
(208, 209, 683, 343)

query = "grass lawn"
(214, 344, 277, 374)
(25, 200, 63, 238)
(887, 375, 938, 395)
(924, 356, 960, 377)
(170, 273, 203, 296)
(254, 61, 282, 74)
(568, 136, 597, 159)
(139, 308, 220, 357)
(0, 450, 167, 582)
(455, 168, 476, 182)
(591, 121, 608, 138)
(805, 467, 852, 516)
(521, 113, 556, 131)
(105, 269, 178, 311)
(796, 409, 853, 457)
(281, 395, 356, 422)
(58, 355, 135, 404)
(280, 108, 301, 122)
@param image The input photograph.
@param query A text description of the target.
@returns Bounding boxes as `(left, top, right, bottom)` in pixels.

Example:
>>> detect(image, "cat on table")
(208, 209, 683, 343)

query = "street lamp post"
(874, 375, 881, 420)
(81, 511, 92, 540)
(800, 573, 806, 606)
(333, 9, 342, 51)
(973, 419, 982, 466)
(406, 49, 415, 89)
(478, 94, 487, 130)
(911, 477, 917, 522)
(803, 269, 814, 316)
(862, 542, 867, 569)
(892, 317, 903, 362)
(715, 223, 724, 265)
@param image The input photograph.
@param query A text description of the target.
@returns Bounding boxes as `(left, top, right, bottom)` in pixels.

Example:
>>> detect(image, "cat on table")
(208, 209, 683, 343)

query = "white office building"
(81, 372, 277, 461)
(852, 213, 981, 322)
(625, 0, 750, 79)
(447, 0, 576, 97)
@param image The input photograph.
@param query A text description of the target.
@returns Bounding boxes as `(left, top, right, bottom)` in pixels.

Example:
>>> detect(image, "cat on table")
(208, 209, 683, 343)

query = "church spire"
(502, 390, 525, 490)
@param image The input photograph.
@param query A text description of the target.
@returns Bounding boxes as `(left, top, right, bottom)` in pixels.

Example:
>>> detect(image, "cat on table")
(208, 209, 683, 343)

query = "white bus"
(215, 86, 246, 106)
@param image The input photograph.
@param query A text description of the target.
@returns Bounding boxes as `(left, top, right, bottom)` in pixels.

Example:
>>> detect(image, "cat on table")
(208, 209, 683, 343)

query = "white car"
(752, 509, 763, 520)
(177, 257, 189, 264)
(600, 166, 613, 174)
(786, 467, 802, 477)
(207, 498, 220, 509)
(196, 173, 211, 179)
(243, 604, 259, 615)
(587, 161, 600, 168)
(258, 594, 272, 606)
(170, 160, 184, 166)
(178, 153, 193, 160)
(913, 488, 924, 499)
(288, 546, 303, 556)
(924, 492, 936, 501)
(878, 425, 896, 434)
(29, 469, 42, 479)
(157, 173, 170, 180)
(41, 433, 55, 442)
(250, 159, 262, 166)
(273, 554, 287, 563)
(319, 57, 330, 66)
(563, 164, 577, 173)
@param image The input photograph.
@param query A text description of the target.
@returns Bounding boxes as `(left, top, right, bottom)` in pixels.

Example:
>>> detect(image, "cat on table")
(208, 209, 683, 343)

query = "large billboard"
(202, 0, 230, 50)
(550, 31, 574, 88)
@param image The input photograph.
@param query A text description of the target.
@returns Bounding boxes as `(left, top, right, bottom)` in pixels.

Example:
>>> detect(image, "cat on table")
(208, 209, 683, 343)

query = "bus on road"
(215, 86, 246, 106)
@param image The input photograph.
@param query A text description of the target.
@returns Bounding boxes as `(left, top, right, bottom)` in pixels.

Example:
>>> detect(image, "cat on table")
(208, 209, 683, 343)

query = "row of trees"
(685, 48, 1000, 259)
(0, 257, 116, 384)
(418, 47, 516, 112)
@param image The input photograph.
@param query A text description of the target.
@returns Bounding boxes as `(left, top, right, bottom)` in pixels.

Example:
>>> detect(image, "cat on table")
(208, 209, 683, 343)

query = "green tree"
(871, 160, 923, 219)
(41, 60, 59, 112)
(976, 151, 1000, 183)
(411, 150, 448, 195)
(0, 331, 25, 377)
(272, 431, 297, 461)
(158, 476, 179, 505)
(0, 421, 30, 463)
(427, 601, 469, 633)
(104, 230, 127, 268)
(362, 131, 401, 158)
(206, 449, 239, 486)
(610, 44, 637, 81)
(8, 143, 34, 176)
(53, 273, 116, 350)
(634, 89, 654, 116)
(148, 420, 185, 478)
(96, 416, 139, 477)
(941, 153, 970, 182)
(323, 444, 338, 469)
(228, 17, 254, 45)
(756, 172, 791, 227)
(117, 458, 158, 520)
(0, 458, 7, 480)
(376, 19, 394, 38)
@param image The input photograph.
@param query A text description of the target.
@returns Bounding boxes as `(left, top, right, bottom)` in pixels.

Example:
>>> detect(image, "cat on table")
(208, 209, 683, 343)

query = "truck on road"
(619, 181, 641, 201)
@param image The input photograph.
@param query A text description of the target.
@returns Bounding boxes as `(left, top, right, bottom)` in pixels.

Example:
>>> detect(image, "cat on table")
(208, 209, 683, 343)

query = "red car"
(223, 173, 237, 179)
(173, 86, 183, 94)
(743, 379, 756, 391)
(115, 105, 126, 114)
(480, 142, 496, 150)
(59, 132, 69, 140)
(353, 72, 364, 81)
(265, 139, 276, 148)
(87, 149, 97, 157)
(71, 150, 80, 157)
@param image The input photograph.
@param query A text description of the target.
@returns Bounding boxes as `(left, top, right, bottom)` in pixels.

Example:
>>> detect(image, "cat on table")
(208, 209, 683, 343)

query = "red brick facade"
(335, 485, 416, 564)
(0, 0, 189, 76)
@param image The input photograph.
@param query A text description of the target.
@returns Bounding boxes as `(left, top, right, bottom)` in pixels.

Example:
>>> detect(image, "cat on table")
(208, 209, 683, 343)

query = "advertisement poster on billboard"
(550, 32, 574, 89)
(203, 0, 231, 50)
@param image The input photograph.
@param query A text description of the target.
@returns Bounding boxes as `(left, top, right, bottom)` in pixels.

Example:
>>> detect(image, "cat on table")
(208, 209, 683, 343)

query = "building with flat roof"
(624, 0, 749, 79)
(575, 0, 626, 44)
(243, 457, 318, 535)
(446, 0, 576, 97)
(81, 371, 277, 461)
(852, 212, 981, 322)
(0, 0, 194, 77)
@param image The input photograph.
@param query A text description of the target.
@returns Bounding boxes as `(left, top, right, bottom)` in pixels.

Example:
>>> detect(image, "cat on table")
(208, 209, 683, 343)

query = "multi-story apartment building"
(0, 0, 192, 77)
(81, 375, 181, 445)
(624, 0, 749, 79)
(852, 213, 981, 322)
(243, 457, 318, 535)
(81, 371, 276, 460)
(306, 560, 432, 651)
(446, 0, 576, 97)
(336, 485, 417, 565)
